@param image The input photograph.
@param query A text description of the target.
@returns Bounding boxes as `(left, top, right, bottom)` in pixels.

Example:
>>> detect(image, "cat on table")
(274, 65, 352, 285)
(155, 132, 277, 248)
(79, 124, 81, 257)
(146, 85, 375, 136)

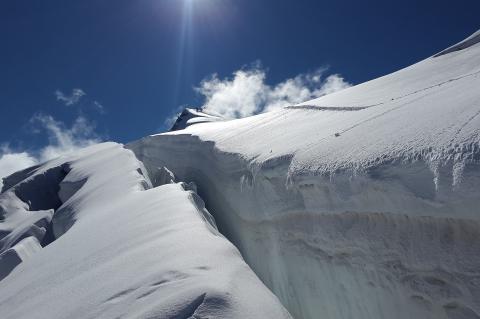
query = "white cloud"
(195, 66, 351, 118)
(197, 69, 267, 118)
(55, 88, 86, 106)
(32, 114, 100, 162)
(0, 115, 100, 190)
(0, 146, 38, 190)
(55, 89, 106, 114)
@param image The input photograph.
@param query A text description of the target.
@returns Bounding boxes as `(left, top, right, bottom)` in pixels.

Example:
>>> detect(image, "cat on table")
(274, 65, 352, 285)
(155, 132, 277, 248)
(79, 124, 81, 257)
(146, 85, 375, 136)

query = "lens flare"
(171, 0, 235, 105)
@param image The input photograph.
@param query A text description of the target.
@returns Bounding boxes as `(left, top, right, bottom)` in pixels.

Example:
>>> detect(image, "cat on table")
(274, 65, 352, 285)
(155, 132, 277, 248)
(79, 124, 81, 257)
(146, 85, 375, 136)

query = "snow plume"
(55, 88, 86, 106)
(0, 146, 38, 189)
(164, 105, 186, 129)
(32, 114, 100, 161)
(0, 115, 100, 190)
(196, 66, 351, 118)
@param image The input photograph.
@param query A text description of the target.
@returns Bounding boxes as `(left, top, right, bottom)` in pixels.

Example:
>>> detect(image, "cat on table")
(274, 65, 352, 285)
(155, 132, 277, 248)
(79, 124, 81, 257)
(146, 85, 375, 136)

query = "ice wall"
(127, 30, 480, 319)
(128, 133, 480, 319)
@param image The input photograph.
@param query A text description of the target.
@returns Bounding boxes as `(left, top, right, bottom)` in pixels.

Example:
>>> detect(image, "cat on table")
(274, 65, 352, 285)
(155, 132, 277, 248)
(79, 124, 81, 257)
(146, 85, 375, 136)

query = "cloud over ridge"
(196, 65, 351, 118)
(0, 115, 100, 190)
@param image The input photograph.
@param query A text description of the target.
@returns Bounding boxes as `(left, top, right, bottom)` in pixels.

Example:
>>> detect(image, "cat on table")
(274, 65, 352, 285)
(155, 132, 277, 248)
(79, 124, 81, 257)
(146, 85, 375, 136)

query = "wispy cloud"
(195, 65, 351, 118)
(163, 105, 187, 130)
(93, 101, 106, 114)
(55, 88, 86, 106)
(0, 115, 101, 190)
(55, 88, 106, 114)
(31, 114, 100, 161)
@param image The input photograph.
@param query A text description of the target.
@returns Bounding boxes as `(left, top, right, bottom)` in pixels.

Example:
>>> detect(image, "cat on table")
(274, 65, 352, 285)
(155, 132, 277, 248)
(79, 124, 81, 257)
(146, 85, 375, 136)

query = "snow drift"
(0, 143, 291, 319)
(128, 30, 480, 319)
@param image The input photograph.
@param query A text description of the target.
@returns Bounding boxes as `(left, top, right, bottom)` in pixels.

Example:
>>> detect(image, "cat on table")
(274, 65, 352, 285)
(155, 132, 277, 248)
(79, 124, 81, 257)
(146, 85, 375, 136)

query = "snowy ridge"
(434, 29, 480, 57)
(161, 29, 480, 189)
(0, 143, 291, 319)
(1, 162, 70, 255)
(1, 30, 480, 319)
(128, 30, 480, 319)
(169, 108, 223, 131)
(296, 31, 480, 110)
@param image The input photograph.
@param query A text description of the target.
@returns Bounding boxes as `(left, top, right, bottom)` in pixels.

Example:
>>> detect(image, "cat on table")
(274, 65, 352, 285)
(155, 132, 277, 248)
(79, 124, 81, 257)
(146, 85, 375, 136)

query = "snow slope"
(1, 30, 479, 319)
(0, 143, 291, 319)
(128, 30, 480, 319)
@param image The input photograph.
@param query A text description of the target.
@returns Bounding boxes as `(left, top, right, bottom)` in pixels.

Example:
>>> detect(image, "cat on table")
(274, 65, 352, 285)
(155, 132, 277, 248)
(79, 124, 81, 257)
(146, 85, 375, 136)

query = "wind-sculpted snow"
(0, 142, 291, 319)
(2, 30, 479, 319)
(0, 236, 41, 281)
(128, 30, 480, 319)
(434, 30, 480, 57)
(0, 163, 69, 254)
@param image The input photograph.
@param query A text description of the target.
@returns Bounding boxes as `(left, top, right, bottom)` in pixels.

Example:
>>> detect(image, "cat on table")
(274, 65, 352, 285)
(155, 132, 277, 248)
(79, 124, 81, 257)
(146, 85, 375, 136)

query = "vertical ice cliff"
(0, 143, 291, 319)
(128, 30, 480, 319)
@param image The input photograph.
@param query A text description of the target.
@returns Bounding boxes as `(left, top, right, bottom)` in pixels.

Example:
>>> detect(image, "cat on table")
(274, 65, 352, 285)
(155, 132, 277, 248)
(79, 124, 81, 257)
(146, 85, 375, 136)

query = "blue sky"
(0, 0, 479, 181)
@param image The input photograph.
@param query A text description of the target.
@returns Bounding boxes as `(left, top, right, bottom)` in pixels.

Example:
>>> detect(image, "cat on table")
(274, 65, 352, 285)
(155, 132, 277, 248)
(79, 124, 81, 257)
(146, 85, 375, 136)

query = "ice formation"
(1, 30, 480, 319)
(128, 30, 480, 319)
(0, 143, 291, 319)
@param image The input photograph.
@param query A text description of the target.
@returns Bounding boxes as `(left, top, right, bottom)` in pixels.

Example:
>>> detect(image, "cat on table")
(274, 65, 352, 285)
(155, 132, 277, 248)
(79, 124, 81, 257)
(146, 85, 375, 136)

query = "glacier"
(0, 30, 480, 319)
(127, 30, 480, 319)
(0, 143, 291, 319)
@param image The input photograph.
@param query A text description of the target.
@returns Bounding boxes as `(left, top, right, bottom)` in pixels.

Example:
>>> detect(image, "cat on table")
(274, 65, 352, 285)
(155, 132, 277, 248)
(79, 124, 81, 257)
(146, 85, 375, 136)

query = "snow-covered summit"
(169, 108, 223, 131)
(129, 30, 480, 319)
(297, 29, 480, 110)
(434, 29, 480, 57)
(160, 30, 480, 191)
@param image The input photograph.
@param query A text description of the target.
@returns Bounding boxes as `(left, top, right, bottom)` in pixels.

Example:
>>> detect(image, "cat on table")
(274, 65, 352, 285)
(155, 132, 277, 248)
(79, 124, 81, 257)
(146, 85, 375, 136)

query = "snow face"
(0, 142, 291, 319)
(0, 164, 68, 254)
(128, 30, 480, 319)
(0, 236, 41, 281)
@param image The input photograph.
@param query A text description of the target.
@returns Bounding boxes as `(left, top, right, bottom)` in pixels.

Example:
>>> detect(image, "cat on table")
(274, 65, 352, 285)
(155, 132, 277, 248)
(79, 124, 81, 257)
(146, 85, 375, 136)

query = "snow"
(169, 108, 224, 131)
(0, 142, 291, 319)
(128, 30, 480, 319)
(1, 29, 480, 319)
(434, 29, 480, 57)
(0, 236, 41, 281)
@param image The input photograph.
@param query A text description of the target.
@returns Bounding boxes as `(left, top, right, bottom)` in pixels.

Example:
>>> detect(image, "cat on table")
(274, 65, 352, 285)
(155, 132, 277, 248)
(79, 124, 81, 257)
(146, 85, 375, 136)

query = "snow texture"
(128, 30, 480, 319)
(0, 142, 291, 319)
(434, 30, 480, 57)
(0, 236, 41, 281)
(1, 29, 480, 319)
